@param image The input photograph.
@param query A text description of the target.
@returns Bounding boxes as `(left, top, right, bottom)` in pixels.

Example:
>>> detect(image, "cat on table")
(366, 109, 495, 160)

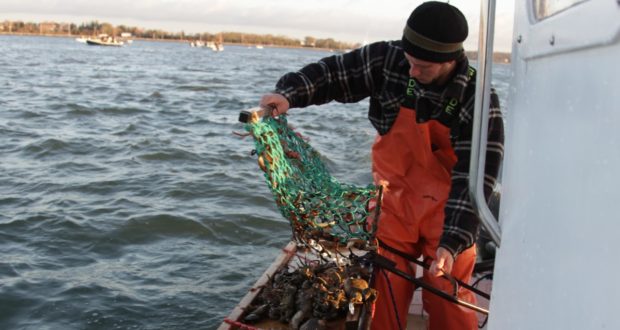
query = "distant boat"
(203, 41, 223, 52)
(190, 40, 205, 47)
(255, 44, 264, 49)
(86, 37, 123, 47)
(213, 33, 224, 52)
(189, 39, 223, 51)
(81, 33, 124, 47)
(207, 41, 224, 52)
(120, 32, 133, 44)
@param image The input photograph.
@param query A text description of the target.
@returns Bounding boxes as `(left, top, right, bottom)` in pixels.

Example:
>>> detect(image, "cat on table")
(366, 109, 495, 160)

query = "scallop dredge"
(238, 110, 384, 328)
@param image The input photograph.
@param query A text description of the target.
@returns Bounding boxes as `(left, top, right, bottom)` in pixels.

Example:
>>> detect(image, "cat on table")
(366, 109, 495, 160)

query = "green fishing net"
(242, 112, 382, 249)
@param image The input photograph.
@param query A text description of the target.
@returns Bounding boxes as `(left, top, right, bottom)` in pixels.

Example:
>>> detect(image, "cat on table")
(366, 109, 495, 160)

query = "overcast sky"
(0, 0, 515, 52)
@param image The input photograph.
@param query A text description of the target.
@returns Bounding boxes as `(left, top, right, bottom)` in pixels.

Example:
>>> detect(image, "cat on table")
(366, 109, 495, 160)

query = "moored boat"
(85, 34, 124, 47)
(190, 40, 205, 47)
(86, 38, 123, 47)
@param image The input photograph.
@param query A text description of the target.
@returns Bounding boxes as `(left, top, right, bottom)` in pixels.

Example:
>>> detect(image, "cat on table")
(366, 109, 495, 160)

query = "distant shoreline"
(0, 32, 512, 63)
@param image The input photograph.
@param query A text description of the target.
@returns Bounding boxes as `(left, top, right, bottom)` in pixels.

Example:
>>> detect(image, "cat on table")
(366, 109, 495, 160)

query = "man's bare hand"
(429, 247, 454, 277)
(259, 93, 290, 116)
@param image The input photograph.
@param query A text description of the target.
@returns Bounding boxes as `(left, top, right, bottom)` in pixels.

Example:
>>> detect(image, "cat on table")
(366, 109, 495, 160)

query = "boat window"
(532, 0, 589, 20)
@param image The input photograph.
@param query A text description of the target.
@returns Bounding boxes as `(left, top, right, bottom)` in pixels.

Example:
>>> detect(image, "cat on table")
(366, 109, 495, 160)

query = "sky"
(0, 0, 516, 52)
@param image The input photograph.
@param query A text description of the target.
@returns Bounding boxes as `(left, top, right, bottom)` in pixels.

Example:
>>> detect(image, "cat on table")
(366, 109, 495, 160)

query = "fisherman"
(258, 1, 504, 329)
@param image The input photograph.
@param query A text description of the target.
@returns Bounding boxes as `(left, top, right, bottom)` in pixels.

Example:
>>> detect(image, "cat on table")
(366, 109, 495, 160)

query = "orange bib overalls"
(370, 105, 478, 330)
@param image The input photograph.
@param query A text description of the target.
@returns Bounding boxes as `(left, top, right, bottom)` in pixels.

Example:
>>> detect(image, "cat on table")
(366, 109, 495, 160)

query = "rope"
(382, 269, 404, 330)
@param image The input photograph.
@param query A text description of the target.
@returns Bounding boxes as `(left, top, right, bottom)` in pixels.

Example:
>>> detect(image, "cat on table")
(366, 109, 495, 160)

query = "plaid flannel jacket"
(274, 40, 504, 257)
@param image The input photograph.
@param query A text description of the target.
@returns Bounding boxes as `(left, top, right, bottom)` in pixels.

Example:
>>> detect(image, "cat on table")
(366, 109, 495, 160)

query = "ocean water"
(0, 35, 511, 330)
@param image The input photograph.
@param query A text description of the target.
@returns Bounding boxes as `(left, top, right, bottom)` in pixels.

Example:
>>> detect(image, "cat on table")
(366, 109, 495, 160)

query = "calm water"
(0, 35, 511, 329)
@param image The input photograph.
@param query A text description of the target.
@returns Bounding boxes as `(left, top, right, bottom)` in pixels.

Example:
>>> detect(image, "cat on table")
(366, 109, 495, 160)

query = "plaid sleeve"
(439, 88, 505, 257)
(274, 42, 391, 108)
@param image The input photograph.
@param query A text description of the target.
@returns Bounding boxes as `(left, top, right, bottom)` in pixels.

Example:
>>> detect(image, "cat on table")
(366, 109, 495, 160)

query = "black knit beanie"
(402, 1, 468, 63)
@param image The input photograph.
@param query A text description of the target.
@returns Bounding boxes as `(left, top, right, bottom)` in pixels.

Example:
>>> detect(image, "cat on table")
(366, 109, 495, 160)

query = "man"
(259, 1, 504, 329)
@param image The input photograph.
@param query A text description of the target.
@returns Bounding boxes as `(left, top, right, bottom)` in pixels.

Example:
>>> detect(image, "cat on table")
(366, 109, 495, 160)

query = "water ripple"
(0, 35, 512, 329)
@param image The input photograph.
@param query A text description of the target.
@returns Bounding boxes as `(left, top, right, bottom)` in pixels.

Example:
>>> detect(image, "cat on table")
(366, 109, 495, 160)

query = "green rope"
(245, 114, 381, 247)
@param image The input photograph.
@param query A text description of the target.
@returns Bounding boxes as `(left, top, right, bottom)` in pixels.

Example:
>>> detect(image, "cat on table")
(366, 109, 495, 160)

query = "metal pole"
(369, 253, 489, 315)
(469, 0, 502, 247)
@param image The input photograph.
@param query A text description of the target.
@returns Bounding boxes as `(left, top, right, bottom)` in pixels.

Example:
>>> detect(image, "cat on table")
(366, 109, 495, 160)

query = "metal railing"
(469, 0, 502, 247)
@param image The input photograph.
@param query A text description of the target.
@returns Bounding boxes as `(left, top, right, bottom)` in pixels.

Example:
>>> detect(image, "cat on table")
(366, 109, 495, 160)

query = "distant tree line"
(0, 20, 361, 50)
